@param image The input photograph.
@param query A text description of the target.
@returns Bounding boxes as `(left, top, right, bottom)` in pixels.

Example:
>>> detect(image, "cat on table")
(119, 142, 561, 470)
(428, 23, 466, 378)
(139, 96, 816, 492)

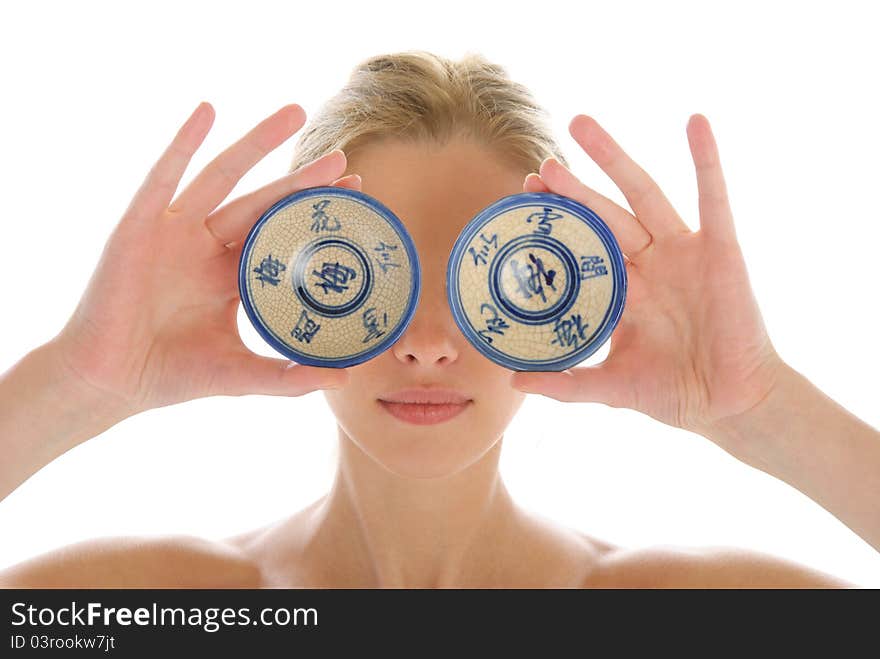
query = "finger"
(569, 114, 691, 240)
(537, 158, 654, 259)
(331, 173, 362, 190)
(216, 351, 351, 397)
(687, 114, 738, 244)
(168, 103, 307, 221)
(523, 172, 550, 192)
(204, 148, 348, 245)
(124, 102, 214, 223)
(510, 365, 628, 409)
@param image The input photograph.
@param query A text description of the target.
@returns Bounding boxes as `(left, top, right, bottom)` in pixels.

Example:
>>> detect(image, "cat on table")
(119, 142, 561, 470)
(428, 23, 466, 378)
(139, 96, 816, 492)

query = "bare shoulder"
(0, 534, 263, 588)
(583, 542, 856, 588)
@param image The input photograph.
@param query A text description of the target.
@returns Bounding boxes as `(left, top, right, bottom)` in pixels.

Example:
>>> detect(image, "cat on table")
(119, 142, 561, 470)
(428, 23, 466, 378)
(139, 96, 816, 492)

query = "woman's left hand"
(512, 114, 786, 438)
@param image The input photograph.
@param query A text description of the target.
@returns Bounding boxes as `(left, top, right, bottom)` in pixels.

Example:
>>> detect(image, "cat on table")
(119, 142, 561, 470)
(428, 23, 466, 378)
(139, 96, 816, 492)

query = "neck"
(305, 424, 521, 587)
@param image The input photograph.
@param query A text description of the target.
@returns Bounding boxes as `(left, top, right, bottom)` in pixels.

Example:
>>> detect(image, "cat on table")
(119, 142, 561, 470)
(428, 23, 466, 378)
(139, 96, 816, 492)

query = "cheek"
(320, 365, 384, 426)
(322, 387, 365, 420)
(321, 388, 377, 452)
(481, 378, 527, 425)
(455, 363, 526, 432)
(492, 363, 528, 415)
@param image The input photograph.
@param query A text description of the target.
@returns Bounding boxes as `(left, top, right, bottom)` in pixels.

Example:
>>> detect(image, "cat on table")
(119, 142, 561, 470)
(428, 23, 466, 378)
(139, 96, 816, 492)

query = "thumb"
(217, 351, 350, 397)
(510, 365, 625, 408)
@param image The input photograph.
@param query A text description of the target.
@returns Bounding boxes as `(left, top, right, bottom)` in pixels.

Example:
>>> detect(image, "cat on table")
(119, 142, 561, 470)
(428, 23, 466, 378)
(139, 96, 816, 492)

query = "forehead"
(344, 137, 527, 247)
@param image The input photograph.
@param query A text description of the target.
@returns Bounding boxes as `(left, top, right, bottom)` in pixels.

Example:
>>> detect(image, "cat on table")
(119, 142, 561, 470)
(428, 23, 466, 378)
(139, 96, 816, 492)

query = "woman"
(0, 51, 876, 588)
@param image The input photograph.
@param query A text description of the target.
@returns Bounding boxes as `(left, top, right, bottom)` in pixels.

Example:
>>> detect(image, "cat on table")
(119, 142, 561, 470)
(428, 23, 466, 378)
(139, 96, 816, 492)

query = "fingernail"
(539, 157, 559, 175)
(281, 104, 304, 130)
(312, 149, 344, 166)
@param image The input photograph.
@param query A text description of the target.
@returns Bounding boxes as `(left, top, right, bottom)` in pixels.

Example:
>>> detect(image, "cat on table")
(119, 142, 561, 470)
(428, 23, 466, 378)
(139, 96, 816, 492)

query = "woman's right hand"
(50, 102, 356, 418)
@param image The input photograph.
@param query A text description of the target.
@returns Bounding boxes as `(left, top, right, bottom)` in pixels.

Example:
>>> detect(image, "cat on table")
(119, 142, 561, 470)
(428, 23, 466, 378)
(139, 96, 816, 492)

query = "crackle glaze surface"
(447, 192, 626, 372)
(240, 187, 419, 367)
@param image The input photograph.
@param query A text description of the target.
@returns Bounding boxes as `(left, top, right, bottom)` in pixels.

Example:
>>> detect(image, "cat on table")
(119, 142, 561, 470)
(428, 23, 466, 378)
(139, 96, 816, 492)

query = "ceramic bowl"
(238, 186, 421, 367)
(446, 192, 626, 371)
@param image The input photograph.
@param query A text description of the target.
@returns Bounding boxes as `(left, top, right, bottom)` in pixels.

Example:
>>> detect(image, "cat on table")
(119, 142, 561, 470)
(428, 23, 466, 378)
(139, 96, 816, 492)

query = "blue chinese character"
(477, 302, 510, 344)
(580, 255, 608, 280)
(550, 313, 589, 350)
(291, 309, 321, 343)
(373, 241, 401, 274)
(525, 207, 563, 235)
(362, 307, 388, 343)
(310, 199, 342, 232)
(468, 232, 498, 266)
(312, 261, 357, 294)
(509, 252, 557, 303)
(253, 254, 286, 287)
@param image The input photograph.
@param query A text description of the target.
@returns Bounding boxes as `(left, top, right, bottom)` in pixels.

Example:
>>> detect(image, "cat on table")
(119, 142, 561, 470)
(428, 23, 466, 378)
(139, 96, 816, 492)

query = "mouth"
(377, 387, 473, 426)
(377, 399, 472, 425)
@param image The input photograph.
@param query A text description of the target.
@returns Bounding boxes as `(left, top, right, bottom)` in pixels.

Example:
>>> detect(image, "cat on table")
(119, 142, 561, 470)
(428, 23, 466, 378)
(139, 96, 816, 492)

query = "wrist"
(699, 359, 806, 470)
(48, 333, 138, 419)
(0, 338, 136, 497)
(22, 337, 134, 448)
(700, 358, 880, 554)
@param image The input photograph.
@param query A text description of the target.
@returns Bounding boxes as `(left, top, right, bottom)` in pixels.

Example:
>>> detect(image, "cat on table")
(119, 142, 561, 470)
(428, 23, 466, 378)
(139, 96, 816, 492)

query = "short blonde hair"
(289, 49, 569, 174)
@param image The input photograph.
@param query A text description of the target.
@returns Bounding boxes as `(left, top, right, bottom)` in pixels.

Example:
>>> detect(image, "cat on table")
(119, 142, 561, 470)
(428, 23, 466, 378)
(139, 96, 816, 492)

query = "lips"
(377, 387, 473, 425)
(379, 388, 471, 404)
(377, 400, 472, 425)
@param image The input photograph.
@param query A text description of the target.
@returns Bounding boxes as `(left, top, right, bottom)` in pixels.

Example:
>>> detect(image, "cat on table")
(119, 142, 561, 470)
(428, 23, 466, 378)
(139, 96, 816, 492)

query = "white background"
(1, 0, 878, 585)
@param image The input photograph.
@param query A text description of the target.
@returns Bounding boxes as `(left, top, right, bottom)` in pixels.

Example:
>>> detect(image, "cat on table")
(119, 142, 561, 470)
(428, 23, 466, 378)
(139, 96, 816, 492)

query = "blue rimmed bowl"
(239, 186, 421, 368)
(446, 191, 626, 371)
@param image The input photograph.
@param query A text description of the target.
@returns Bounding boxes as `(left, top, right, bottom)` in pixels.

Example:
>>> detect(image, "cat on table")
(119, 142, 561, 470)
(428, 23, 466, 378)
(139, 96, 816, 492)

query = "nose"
(389, 284, 460, 367)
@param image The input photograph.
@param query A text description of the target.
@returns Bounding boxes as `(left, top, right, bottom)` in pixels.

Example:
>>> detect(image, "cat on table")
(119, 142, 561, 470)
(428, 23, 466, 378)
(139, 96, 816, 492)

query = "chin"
(325, 396, 505, 479)
(376, 426, 501, 480)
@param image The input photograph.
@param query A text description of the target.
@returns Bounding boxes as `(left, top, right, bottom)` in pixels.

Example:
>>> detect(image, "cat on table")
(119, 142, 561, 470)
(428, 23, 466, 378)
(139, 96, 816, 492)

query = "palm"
(67, 215, 242, 411)
(604, 227, 778, 431)
(55, 102, 353, 415)
(516, 114, 784, 434)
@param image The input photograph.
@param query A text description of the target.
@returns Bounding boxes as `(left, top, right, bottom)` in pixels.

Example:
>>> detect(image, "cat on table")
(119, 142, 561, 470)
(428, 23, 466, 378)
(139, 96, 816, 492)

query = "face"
(322, 136, 528, 479)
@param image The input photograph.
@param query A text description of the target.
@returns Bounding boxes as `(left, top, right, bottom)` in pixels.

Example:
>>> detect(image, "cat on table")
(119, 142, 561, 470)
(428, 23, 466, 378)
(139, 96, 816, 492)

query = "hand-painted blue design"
(489, 235, 579, 326)
(291, 309, 322, 343)
(313, 261, 357, 294)
(362, 307, 388, 343)
(580, 255, 608, 279)
(253, 253, 286, 287)
(293, 237, 373, 317)
(446, 191, 626, 371)
(550, 313, 589, 351)
(310, 199, 342, 232)
(373, 240, 401, 274)
(468, 232, 498, 266)
(525, 207, 563, 236)
(508, 252, 557, 303)
(239, 186, 421, 367)
(477, 302, 509, 344)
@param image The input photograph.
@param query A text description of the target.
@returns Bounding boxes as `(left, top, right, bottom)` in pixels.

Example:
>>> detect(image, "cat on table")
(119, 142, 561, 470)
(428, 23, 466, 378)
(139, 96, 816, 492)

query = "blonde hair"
(289, 49, 569, 174)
